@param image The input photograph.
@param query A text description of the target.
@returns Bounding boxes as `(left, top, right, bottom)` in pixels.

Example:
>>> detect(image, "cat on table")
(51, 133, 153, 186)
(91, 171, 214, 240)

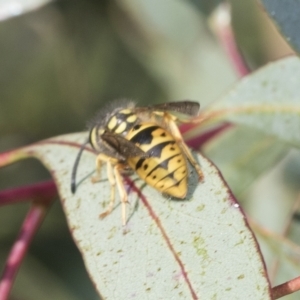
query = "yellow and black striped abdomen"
(126, 123, 188, 198)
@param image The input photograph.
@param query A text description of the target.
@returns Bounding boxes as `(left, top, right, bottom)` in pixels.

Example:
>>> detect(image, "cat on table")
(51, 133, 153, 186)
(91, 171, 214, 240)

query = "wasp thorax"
(106, 108, 138, 136)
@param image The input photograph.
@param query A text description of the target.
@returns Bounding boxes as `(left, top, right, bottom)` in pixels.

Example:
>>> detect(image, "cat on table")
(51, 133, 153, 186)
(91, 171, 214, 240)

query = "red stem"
(0, 180, 57, 206)
(185, 123, 232, 149)
(211, 3, 250, 77)
(183, 4, 249, 147)
(0, 201, 52, 300)
(272, 276, 300, 299)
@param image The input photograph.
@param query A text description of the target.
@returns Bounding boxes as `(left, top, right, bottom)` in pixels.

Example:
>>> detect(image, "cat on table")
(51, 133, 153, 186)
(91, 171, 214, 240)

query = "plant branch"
(185, 123, 232, 149)
(0, 180, 57, 206)
(250, 218, 300, 298)
(273, 276, 300, 299)
(209, 3, 250, 77)
(0, 200, 52, 300)
(182, 4, 248, 145)
(0, 149, 30, 169)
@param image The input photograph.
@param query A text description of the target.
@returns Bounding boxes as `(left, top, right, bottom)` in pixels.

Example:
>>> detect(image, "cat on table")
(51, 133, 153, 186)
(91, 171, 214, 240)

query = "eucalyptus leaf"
(254, 227, 300, 284)
(15, 132, 272, 299)
(113, 0, 236, 103)
(205, 56, 300, 148)
(203, 126, 288, 196)
(254, 215, 300, 300)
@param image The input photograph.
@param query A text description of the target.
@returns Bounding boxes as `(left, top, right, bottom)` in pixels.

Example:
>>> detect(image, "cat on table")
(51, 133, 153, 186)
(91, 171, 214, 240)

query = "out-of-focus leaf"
(253, 222, 300, 285)
(112, 0, 237, 103)
(203, 56, 300, 148)
(0, 3, 166, 140)
(260, 0, 300, 54)
(242, 150, 300, 300)
(202, 126, 288, 196)
(186, 0, 223, 15)
(0, 0, 51, 21)
(3, 133, 272, 299)
(0, 252, 82, 300)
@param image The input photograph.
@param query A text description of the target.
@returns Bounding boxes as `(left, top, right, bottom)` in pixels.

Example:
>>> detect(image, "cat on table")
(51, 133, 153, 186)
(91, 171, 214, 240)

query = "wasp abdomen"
(126, 123, 188, 199)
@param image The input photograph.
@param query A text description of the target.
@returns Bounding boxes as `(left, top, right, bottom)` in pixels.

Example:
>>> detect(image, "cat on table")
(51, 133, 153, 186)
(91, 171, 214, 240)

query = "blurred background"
(0, 0, 298, 299)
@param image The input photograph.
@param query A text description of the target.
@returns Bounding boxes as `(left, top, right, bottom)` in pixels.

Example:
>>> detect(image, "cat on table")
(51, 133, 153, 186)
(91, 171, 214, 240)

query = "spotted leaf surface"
(18, 133, 271, 299)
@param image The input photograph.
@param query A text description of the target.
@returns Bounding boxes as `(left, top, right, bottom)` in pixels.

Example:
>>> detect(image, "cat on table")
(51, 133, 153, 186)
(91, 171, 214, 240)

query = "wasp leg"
(113, 164, 128, 226)
(99, 158, 117, 219)
(91, 154, 119, 219)
(92, 154, 119, 183)
(91, 154, 103, 183)
(93, 154, 128, 224)
(163, 113, 204, 181)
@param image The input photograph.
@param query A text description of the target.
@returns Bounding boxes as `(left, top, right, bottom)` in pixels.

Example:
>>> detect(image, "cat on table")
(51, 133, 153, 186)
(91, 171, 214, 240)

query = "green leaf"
(203, 126, 288, 196)
(7, 132, 272, 299)
(1, 252, 81, 300)
(260, 0, 300, 54)
(253, 222, 300, 285)
(113, 0, 237, 103)
(204, 56, 300, 148)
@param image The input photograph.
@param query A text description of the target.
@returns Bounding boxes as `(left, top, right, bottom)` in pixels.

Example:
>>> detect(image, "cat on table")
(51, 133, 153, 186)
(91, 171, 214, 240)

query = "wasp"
(71, 100, 204, 225)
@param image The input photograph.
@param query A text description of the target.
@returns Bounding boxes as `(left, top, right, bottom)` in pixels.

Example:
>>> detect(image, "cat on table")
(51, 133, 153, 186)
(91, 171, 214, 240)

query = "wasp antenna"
(71, 139, 89, 194)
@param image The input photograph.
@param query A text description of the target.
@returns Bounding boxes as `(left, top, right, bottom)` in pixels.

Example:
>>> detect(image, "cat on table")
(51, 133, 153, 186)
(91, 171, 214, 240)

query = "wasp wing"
(101, 132, 149, 159)
(136, 101, 200, 116)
